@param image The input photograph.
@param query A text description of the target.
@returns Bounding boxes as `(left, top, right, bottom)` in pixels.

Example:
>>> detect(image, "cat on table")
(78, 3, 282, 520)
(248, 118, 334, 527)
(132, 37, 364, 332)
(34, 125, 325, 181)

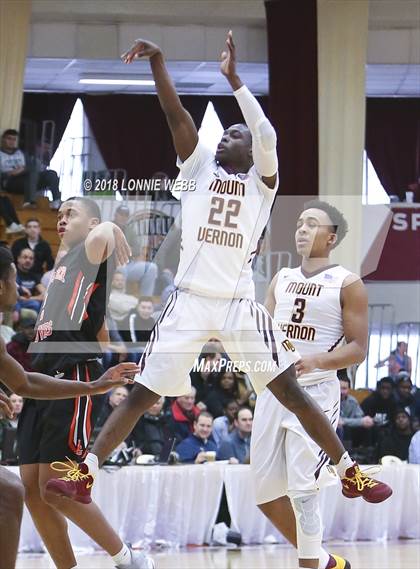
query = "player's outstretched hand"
(121, 39, 161, 64)
(0, 388, 14, 419)
(112, 224, 132, 266)
(91, 362, 140, 395)
(220, 30, 236, 78)
(295, 356, 319, 378)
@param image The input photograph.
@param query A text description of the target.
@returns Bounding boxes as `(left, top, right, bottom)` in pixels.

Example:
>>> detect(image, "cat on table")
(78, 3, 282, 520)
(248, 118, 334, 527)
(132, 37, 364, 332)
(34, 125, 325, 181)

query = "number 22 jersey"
(173, 142, 278, 300)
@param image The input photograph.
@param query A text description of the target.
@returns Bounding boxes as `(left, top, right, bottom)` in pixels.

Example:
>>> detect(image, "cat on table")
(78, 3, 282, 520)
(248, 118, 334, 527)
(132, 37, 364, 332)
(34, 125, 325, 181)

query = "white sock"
(84, 452, 99, 477)
(320, 548, 330, 568)
(336, 451, 355, 478)
(112, 543, 131, 566)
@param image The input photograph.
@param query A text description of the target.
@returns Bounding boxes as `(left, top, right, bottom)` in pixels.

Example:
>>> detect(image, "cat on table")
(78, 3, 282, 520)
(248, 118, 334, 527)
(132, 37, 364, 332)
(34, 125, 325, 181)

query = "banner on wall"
(363, 206, 420, 281)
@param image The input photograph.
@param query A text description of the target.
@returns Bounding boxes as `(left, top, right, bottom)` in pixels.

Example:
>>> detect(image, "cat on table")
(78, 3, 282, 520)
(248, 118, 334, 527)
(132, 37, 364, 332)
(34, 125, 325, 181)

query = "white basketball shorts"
(134, 289, 300, 396)
(251, 378, 340, 505)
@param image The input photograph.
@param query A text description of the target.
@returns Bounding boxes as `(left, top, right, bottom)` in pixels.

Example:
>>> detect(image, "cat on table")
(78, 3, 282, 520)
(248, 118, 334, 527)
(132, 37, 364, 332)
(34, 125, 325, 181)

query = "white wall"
(365, 281, 420, 324)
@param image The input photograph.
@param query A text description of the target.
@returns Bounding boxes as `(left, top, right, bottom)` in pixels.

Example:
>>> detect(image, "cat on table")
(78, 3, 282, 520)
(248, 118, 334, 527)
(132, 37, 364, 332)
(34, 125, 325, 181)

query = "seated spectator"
(217, 407, 253, 464)
(190, 343, 223, 407)
(0, 195, 24, 234)
(94, 386, 129, 434)
(108, 270, 138, 325)
(408, 430, 420, 464)
(394, 374, 418, 419)
(0, 393, 23, 462)
(338, 376, 374, 444)
(14, 248, 45, 316)
(101, 316, 133, 370)
(11, 218, 54, 275)
(121, 296, 155, 346)
(113, 205, 158, 295)
(175, 411, 217, 463)
(205, 370, 242, 418)
(168, 388, 201, 443)
(0, 312, 14, 343)
(377, 409, 414, 462)
(375, 341, 412, 380)
(212, 399, 239, 446)
(127, 397, 173, 457)
(6, 317, 36, 371)
(361, 377, 397, 425)
(0, 129, 60, 209)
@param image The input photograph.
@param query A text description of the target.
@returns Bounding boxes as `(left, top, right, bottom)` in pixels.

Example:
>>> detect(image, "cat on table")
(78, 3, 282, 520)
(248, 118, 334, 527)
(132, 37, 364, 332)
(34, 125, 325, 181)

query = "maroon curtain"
(365, 98, 420, 200)
(81, 94, 208, 180)
(211, 96, 269, 129)
(20, 93, 78, 154)
(265, 0, 318, 198)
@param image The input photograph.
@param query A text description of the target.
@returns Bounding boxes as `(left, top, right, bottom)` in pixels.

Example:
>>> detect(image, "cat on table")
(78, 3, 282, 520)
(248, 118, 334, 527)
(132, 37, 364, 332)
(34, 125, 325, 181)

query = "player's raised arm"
(85, 221, 131, 266)
(0, 337, 138, 398)
(122, 38, 198, 162)
(221, 31, 278, 189)
(295, 276, 368, 377)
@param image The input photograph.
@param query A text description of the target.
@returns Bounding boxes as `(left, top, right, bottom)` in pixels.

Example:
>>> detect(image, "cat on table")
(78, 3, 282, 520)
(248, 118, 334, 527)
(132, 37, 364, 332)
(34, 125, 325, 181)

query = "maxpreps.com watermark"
(192, 357, 277, 374)
(83, 177, 196, 193)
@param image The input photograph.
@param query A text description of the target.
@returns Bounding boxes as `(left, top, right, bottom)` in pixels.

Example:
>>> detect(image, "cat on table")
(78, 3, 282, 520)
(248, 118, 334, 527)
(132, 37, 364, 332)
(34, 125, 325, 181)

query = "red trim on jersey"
(68, 366, 80, 454)
(82, 283, 100, 321)
(67, 271, 84, 316)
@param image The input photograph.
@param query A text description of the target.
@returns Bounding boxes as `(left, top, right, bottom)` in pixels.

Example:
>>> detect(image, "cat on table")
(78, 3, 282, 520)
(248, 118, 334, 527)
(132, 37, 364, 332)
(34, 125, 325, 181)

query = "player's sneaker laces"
(46, 459, 94, 504)
(326, 554, 351, 569)
(341, 463, 392, 503)
(116, 548, 155, 569)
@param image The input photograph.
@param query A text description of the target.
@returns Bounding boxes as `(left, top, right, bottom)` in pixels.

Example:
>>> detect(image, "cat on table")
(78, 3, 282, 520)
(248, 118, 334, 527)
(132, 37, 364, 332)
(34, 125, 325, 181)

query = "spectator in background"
(0, 393, 23, 460)
(361, 377, 397, 425)
(127, 397, 172, 457)
(217, 407, 253, 464)
(168, 387, 201, 443)
(394, 374, 418, 419)
(6, 317, 36, 371)
(338, 376, 374, 444)
(175, 411, 217, 463)
(113, 205, 158, 296)
(108, 270, 138, 326)
(0, 129, 35, 207)
(409, 430, 420, 464)
(212, 399, 239, 446)
(205, 370, 241, 418)
(190, 343, 223, 407)
(94, 386, 129, 433)
(375, 341, 412, 379)
(11, 219, 54, 275)
(29, 142, 61, 209)
(0, 195, 24, 234)
(122, 296, 155, 346)
(0, 312, 14, 343)
(377, 409, 414, 462)
(14, 248, 45, 315)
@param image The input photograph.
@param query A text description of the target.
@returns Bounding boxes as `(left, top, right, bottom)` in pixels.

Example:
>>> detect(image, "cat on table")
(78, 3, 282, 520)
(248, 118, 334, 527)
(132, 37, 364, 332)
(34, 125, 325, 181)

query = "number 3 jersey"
(274, 264, 352, 386)
(173, 142, 278, 300)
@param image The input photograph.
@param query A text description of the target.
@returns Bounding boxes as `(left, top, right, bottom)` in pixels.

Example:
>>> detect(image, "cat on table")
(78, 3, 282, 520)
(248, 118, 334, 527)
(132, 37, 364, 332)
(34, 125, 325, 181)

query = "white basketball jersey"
(173, 142, 278, 300)
(274, 264, 352, 385)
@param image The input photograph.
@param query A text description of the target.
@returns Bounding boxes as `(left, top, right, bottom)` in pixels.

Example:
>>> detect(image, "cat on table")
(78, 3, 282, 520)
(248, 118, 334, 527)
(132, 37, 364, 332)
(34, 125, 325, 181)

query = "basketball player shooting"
(46, 31, 391, 536)
(252, 201, 392, 569)
(0, 246, 139, 569)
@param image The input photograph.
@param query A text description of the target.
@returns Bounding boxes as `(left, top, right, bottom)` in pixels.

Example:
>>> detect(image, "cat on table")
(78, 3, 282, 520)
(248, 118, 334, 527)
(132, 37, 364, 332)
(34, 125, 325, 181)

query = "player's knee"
(270, 372, 307, 414)
(289, 491, 322, 548)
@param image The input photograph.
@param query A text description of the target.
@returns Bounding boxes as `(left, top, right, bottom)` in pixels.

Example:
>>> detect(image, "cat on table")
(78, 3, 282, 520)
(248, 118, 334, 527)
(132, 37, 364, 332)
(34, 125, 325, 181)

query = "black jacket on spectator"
(119, 312, 155, 344)
(12, 237, 54, 274)
(361, 392, 397, 421)
(190, 369, 218, 405)
(127, 412, 172, 456)
(377, 428, 413, 461)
